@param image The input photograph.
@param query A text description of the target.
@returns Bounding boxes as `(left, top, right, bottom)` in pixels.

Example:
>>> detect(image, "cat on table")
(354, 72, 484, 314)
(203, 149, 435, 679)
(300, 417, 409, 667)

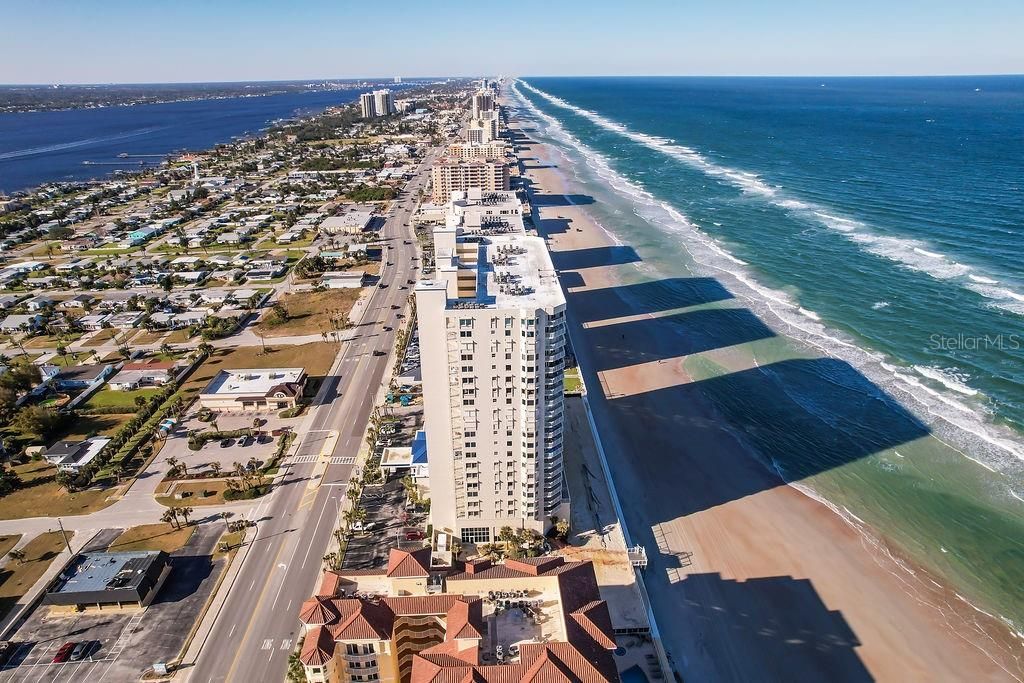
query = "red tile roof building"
(298, 550, 619, 683)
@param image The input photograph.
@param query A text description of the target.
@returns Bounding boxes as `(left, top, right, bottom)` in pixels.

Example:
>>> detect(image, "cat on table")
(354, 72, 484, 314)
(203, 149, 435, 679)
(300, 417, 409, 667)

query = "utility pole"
(56, 518, 73, 555)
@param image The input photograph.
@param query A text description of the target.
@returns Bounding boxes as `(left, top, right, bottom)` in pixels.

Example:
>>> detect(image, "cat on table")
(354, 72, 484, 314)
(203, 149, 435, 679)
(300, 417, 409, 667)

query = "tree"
(179, 506, 194, 525)
(160, 342, 173, 357)
(161, 508, 180, 530)
(210, 462, 223, 478)
(554, 518, 570, 540)
(197, 342, 215, 357)
(12, 405, 62, 438)
(8, 548, 26, 564)
(134, 395, 148, 410)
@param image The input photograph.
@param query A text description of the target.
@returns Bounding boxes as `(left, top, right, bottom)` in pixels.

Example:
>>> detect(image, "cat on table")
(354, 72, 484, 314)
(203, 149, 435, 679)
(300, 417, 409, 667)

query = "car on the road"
(383, 326, 393, 331)
(379, 283, 388, 289)
(71, 641, 94, 661)
(219, 438, 235, 448)
(372, 350, 386, 357)
(52, 642, 76, 664)
(390, 304, 400, 310)
(403, 240, 412, 245)
(399, 285, 408, 290)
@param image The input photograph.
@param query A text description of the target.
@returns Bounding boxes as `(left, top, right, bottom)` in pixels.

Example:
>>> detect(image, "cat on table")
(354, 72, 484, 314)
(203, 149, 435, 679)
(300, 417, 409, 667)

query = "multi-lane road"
(187, 149, 438, 683)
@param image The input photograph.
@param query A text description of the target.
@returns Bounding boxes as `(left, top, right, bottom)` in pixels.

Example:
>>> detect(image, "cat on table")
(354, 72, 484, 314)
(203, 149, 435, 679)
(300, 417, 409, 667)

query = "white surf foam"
(518, 79, 1023, 315)
(872, 301, 891, 310)
(511, 80, 1024, 473)
(914, 366, 980, 397)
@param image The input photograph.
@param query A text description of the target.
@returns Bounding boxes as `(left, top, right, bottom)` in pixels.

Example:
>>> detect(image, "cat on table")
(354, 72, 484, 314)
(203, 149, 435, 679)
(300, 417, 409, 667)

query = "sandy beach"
(508, 116, 1024, 681)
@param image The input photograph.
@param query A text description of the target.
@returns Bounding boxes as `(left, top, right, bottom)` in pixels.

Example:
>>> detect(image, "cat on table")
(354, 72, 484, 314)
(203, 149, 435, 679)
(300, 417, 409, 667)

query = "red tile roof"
(299, 625, 335, 666)
(386, 547, 432, 578)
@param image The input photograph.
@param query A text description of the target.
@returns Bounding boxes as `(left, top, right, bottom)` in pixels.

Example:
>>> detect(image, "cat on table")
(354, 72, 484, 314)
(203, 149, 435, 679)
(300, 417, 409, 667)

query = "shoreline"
(510, 113, 1024, 679)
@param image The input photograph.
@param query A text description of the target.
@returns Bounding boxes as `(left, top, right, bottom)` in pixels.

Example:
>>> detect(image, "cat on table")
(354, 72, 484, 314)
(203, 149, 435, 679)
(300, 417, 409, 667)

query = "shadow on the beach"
(587, 308, 775, 372)
(551, 245, 641, 270)
(670, 572, 874, 682)
(531, 193, 595, 207)
(567, 278, 734, 322)
(594, 357, 928, 516)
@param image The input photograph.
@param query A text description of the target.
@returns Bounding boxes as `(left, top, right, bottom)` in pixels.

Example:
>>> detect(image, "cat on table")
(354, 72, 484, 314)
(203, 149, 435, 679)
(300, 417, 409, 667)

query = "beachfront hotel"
(429, 159, 509, 204)
(447, 141, 510, 160)
(415, 192, 568, 545)
(298, 548, 618, 683)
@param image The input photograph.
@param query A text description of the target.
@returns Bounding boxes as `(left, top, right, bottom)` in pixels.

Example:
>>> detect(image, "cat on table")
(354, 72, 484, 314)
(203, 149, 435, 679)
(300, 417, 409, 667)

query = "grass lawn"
(54, 351, 99, 367)
(214, 530, 245, 559)
(564, 368, 583, 394)
(0, 535, 22, 561)
(0, 531, 73, 619)
(165, 329, 194, 344)
(108, 523, 194, 553)
(156, 479, 241, 507)
(255, 289, 360, 337)
(83, 387, 161, 411)
(180, 342, 339, 401)
(0, 461, 115, 520)
(133, 330, 169, 345)
(55, 411, 133, 440)
(23, 333, 83, 349)
(82, 328, 124, 347)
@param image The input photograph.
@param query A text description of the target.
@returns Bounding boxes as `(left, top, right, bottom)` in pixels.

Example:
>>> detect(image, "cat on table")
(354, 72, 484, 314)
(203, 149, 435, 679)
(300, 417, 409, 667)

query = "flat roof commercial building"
(199, 367, 306, 412)
(43, 550, 171, 610)
(322, 211, 375, 235)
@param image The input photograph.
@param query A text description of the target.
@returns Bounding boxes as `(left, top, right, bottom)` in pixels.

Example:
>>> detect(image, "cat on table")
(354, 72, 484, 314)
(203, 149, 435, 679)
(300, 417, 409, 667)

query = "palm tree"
(159, 342, 173, 357)
(8, 548, 26, 564)
(210, 462, 222, 478)
(179, 506, 194, 526)
(161, 509, 180, 530)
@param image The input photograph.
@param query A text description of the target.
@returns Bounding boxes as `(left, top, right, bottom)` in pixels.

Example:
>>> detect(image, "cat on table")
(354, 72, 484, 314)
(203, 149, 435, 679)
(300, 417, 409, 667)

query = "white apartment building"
(430, 159, 509, 204)
(447, 141, 509, 160)
(374, 89, 396, 116)
(416, 221, 568, 544)
(360, 92, 377, 118)
(466, 112, 499, 144)
(360, 89, 395, 118)
(446, 189, 524, 233)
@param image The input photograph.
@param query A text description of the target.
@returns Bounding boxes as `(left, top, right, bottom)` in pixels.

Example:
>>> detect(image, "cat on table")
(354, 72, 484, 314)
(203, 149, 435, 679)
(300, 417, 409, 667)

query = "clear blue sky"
(2, 0, 1022, 83)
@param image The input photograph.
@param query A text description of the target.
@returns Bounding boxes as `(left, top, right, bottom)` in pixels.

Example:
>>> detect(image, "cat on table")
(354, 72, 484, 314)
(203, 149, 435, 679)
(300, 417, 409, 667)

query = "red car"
(52, 642, 76, 664)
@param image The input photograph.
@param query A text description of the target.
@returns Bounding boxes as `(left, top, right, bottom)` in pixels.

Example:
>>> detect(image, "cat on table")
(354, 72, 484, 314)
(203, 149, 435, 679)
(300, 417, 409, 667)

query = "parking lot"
(341, 473, 427, 570)
(161, 409, 301, 474)
(0, 522, 226, 682)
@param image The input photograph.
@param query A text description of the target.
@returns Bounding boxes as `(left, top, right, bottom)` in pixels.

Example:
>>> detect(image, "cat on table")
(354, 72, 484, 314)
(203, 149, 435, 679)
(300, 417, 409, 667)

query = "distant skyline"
(1, 0, 1022, 84)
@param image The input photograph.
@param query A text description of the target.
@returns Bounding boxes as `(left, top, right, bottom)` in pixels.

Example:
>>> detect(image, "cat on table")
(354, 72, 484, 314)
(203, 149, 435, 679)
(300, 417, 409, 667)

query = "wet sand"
(510, 119, 1023, 681)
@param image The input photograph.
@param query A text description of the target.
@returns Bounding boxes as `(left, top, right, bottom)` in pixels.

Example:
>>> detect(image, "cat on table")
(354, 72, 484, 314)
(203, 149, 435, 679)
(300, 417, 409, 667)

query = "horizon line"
(2, 73, 1023, 88)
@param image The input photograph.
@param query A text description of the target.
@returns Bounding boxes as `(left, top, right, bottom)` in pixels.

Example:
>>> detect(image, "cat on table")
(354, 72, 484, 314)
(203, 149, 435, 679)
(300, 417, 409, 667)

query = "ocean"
(0, 89, 362, 193)
(511, 77, 1024, 636)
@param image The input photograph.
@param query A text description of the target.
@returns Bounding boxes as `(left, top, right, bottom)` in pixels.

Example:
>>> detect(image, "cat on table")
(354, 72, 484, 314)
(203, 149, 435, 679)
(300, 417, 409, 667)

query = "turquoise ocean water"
(511, 76, 1024, 637)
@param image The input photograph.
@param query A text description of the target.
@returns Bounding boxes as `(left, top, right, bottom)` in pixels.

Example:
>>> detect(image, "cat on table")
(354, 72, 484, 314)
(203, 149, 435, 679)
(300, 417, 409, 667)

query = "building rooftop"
(49, 550, 164, 595)
(418, 234, 563, 311)
(201, 367, 305, 397)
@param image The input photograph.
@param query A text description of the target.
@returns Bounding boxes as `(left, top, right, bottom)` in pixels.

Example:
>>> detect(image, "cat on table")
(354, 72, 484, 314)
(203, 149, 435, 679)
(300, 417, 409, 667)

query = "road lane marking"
(261, 639, 273, 650)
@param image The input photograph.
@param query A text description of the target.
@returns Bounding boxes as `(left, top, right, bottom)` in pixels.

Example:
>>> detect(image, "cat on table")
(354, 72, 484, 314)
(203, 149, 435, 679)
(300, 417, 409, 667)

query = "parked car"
(219, 438, 235, 448)
(240, 436, 254, 447)
(52, 642, 76, 664)
(71, 641, 94, 661)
